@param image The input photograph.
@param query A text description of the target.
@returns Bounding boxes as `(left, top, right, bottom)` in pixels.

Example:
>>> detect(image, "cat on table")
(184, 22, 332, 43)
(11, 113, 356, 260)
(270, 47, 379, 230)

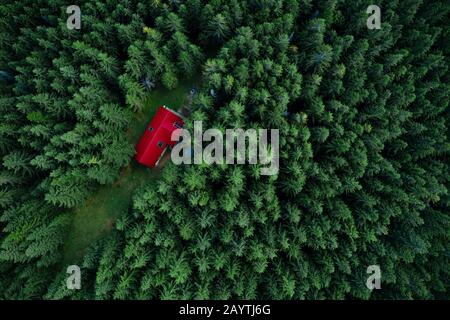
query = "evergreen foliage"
(0, 0, 449, 299)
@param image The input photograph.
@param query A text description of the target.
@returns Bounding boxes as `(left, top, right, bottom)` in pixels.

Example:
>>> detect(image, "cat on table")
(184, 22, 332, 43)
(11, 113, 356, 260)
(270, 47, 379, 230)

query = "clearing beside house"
(62, 81, 194, 264)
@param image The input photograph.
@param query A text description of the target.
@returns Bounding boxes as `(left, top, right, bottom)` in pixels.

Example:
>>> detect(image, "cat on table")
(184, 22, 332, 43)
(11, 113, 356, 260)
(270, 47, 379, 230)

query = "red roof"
(135, 106, 184, 167)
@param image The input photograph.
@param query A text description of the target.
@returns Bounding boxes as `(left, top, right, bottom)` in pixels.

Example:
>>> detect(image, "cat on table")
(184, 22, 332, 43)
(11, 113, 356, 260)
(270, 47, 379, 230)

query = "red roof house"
(135, 105, 184, 167)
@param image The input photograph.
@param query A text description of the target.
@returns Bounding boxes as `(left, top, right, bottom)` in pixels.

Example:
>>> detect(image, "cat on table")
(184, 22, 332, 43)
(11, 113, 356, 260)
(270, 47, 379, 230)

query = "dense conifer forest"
(0, 0, 449, 299)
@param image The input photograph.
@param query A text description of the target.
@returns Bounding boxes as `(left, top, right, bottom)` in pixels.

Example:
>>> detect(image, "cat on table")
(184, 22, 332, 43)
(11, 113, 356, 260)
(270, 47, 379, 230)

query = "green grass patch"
(128, 81, 194, 143)
(62, 80, 195, 264)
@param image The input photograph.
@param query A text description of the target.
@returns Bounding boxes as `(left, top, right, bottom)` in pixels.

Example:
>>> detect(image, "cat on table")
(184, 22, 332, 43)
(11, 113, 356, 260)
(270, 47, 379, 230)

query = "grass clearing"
(62, 80, 195, 264)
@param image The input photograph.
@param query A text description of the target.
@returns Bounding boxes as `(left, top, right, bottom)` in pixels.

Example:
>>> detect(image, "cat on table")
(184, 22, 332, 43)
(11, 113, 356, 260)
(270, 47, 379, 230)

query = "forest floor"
(62, 81, 195, 264)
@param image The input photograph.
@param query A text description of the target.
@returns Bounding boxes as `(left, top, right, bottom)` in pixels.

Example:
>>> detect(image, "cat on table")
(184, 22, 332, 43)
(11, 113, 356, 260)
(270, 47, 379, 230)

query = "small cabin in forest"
(135, 105, 184, 167)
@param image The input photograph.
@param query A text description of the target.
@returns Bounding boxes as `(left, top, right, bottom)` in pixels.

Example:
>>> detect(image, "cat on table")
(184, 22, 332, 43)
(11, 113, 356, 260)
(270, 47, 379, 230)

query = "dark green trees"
(1, 0, 449, 300)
